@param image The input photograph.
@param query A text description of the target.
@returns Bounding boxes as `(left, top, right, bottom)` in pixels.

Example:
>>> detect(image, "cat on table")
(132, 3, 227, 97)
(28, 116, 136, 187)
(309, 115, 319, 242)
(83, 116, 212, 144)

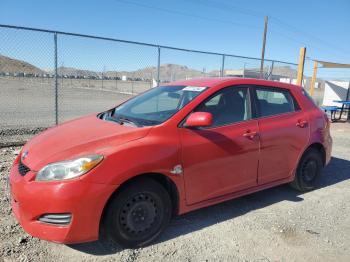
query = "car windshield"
(111, 85, 207, 126)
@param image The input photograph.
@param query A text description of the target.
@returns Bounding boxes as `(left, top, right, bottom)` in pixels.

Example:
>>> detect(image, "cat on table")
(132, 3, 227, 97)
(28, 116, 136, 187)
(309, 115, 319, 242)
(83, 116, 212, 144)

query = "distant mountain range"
(0, 54, 45, 75)
(0, 53, 306, 82)
(49, 64, 209, 80)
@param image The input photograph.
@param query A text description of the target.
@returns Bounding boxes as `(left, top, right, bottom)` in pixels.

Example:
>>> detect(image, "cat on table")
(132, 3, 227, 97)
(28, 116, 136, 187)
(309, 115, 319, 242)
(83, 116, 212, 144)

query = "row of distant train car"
(0, 71, 149, 82)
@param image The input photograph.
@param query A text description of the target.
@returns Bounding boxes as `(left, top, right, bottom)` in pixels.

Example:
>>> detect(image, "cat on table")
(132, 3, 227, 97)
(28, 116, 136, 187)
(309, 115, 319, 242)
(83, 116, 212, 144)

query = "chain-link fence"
(0, 24, 298, 137)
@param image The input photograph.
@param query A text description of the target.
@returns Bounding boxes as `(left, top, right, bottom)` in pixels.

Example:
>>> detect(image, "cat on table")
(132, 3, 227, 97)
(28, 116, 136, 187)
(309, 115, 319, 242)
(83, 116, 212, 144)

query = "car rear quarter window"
(302, 88, 318, 106)
(255, 87, 299, 117)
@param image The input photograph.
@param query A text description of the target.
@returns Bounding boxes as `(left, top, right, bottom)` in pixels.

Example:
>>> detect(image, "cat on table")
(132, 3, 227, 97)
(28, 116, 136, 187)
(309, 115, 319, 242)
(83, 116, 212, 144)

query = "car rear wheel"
(290, 148, 323, 192)
(102, 178, 172, 248)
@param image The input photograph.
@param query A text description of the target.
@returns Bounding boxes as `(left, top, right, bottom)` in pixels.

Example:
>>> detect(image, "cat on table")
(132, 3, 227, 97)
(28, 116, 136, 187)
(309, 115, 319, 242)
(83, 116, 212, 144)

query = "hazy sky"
(1, 0, 349, 78)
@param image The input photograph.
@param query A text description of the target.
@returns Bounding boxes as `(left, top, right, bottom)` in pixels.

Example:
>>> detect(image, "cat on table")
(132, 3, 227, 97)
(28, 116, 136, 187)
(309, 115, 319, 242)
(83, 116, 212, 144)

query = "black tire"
(102, 178, 172, 248)
(290, 148, 323, 192)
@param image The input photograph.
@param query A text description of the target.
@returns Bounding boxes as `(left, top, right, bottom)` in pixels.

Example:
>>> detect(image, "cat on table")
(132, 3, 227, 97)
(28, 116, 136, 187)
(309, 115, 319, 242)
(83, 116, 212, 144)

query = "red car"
(9, 78, 332, 248)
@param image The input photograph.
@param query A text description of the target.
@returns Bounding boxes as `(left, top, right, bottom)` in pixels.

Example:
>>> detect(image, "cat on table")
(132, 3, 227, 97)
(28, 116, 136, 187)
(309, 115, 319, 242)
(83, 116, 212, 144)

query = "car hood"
(21, 114, 152, 171)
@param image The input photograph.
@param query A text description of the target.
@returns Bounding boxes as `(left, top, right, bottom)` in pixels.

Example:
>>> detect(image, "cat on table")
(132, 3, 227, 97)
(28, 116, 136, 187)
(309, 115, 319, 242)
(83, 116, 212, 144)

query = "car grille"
(18, 160, 30, 176)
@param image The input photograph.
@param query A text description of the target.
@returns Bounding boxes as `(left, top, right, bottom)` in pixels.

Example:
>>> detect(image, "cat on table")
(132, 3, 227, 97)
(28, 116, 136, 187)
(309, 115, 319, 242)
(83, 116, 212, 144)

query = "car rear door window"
(255, 87, 297, 117)
(194, 87, 251, 127)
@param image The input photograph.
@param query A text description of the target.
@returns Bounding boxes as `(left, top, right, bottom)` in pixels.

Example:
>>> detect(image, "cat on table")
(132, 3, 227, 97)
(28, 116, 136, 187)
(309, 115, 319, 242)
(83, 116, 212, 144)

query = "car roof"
(166, 77, 301, 91)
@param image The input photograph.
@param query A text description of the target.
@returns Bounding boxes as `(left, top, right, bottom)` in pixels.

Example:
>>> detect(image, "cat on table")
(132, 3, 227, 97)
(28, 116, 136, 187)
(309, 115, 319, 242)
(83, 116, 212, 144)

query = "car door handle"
(243, 130, 258, 139)
(296, 120, 308, 128)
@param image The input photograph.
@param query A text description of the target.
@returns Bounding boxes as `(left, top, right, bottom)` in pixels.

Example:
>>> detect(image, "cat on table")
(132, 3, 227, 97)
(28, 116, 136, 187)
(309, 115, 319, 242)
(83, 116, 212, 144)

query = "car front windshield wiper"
(104, 115, 122, 124)
(104, 115, 141, 127)
(136, 118, 161, 126)
(118, 116, 142, 127)
(111, 110, 162, 127)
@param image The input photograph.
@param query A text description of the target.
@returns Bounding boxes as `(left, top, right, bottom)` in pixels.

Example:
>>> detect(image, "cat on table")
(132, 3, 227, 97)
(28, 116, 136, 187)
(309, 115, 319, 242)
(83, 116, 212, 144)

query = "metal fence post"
(157, 46, 161, 86)
(243, 63, 246, 78)
(115, 71, 118, 90)
(54, 32, 58, 125)
(221, 54, 225, 77)
(269, 61, 274, 80)
(131, 73, 134, 94)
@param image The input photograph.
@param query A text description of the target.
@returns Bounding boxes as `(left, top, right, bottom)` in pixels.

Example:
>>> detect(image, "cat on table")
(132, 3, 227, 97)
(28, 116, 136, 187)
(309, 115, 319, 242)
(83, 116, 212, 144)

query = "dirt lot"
(0, 76, 151, 129)
(0, 77, 133, 145)
(1, 123, 350, 262)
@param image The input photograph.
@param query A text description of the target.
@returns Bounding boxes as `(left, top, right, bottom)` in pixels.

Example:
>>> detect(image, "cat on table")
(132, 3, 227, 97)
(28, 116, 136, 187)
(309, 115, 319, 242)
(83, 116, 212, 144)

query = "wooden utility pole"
(296, 47, 306, 86)
(309, 61, 318, 96)
(260, 16, 268, 79)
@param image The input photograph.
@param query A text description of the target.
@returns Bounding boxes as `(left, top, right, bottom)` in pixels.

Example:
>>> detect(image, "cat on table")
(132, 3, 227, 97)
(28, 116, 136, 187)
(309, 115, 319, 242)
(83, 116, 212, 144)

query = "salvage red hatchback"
(9, 78, 332, 247)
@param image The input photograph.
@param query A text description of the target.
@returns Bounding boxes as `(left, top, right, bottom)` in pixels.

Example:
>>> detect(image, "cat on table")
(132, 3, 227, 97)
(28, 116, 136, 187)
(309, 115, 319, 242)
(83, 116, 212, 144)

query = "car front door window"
(194, 87, 251, 127)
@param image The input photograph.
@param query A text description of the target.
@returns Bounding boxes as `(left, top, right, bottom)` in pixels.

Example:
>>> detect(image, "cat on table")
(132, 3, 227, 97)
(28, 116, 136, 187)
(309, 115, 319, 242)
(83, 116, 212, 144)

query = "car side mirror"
(184, 112, 213, 128)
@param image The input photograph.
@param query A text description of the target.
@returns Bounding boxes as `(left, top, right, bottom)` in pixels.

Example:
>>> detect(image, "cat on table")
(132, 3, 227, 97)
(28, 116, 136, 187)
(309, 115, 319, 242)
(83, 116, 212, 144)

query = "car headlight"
(36, 155, 103, 181)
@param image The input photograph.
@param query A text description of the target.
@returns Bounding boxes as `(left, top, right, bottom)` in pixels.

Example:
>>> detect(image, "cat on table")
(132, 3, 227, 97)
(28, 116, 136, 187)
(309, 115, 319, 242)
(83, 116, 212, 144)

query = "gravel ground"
(1, 123, 350, 262)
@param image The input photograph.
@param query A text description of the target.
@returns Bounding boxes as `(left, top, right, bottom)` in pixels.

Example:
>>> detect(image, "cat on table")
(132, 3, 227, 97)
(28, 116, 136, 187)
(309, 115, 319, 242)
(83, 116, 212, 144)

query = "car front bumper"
(9, 161, 118, 244)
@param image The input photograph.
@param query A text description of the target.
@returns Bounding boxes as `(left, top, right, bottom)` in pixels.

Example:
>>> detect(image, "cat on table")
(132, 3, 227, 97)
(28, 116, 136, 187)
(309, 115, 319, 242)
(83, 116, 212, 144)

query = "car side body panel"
(257, 110, 310, 184)
(179, 119, 260, 205)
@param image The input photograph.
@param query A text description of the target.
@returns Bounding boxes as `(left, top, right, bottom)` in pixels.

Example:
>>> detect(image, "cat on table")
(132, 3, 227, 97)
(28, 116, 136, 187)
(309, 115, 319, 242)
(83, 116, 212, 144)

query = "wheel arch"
(307, 142, 326, 166)
(99, 172, 180, 234)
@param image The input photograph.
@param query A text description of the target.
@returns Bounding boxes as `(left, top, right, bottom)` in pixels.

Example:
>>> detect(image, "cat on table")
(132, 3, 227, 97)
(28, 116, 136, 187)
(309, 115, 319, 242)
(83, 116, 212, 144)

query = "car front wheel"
(102, 178, 172, 248)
